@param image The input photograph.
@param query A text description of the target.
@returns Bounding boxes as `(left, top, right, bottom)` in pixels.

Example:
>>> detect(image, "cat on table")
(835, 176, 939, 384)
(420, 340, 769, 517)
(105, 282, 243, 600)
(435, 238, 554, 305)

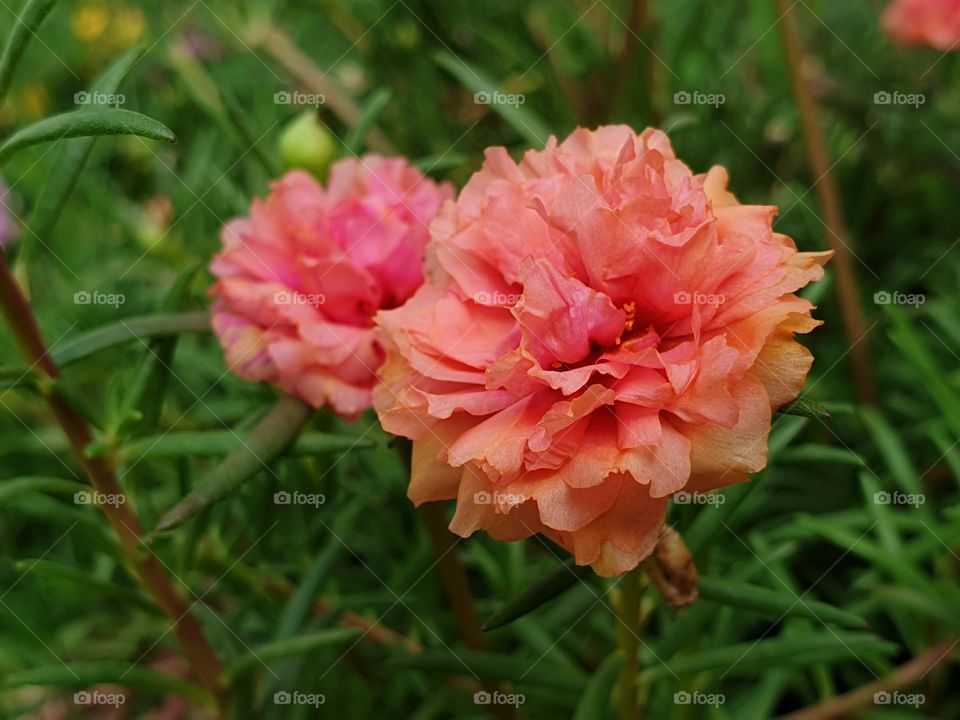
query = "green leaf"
(14, 558, 157, 612)
(389, 650, 588, 691)
(433, 52, 551, 146)
(778, 397, 832, 420)
(116, 430, 371, 463)
(52, 312, 210, 367)
(0, 0, 58, 105)
(0, 476, 86, 503)
(24, 48, 145, 250)
(483, 560, 592, 631)
(861, 407, 927, 499)
(573, 653, 622, 720)
(776, 444, 866, 466)
(645, 632, 896, 679)
(886, 304, 960, 438)
(345, 88, 392, 155)
(227, 628, 362, 682)
(697, 576, 867, 628)
(155, 395, 314, 532)
(116, 265, 202, 438)
(0, 108, 176, 168)
(0, 663, 211, 704)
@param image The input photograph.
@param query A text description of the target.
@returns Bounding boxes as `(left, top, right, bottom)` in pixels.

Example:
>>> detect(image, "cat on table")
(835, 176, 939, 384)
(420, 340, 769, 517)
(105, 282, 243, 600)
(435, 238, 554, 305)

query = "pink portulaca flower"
(374, 126, 830, 576)
(883, 0, 960, 50)
(210, 156, 454, 418)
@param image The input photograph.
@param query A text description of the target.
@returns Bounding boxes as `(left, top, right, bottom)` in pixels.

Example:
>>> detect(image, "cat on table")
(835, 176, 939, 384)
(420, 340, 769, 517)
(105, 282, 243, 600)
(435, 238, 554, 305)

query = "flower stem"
(0, 250, 226, 712)
(774, 0, 876, 405)
(617, 565, 646, 720)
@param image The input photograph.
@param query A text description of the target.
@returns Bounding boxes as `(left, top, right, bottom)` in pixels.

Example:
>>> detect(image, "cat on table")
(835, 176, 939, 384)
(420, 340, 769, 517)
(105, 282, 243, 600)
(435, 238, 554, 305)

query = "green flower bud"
(278, 110, 337, 179)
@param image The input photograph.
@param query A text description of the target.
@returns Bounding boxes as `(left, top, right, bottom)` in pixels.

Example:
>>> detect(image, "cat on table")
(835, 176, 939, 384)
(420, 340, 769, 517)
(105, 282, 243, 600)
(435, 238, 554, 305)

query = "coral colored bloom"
(883, 0, 960, 50)
(210, 157, 453, 418)
(374, 126, 830, 576)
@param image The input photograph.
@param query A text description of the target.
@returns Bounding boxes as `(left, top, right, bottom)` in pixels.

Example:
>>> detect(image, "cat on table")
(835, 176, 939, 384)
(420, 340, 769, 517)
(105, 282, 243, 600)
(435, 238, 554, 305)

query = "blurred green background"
(0, 0, 958, 717)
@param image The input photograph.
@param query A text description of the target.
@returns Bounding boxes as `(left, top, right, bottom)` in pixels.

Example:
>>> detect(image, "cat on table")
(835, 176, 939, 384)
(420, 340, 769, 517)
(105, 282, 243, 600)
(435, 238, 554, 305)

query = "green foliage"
(0, 0, 958, 718)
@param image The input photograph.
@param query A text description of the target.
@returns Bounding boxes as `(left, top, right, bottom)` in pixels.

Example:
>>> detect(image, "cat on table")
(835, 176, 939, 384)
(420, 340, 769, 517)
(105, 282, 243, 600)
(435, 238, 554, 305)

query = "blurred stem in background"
(242, 21, 395, 154)
(609, 0, 660, 126)
(616, 565, 645, 720)
(774, 0, 876, 405)
(0, 249, 227, 713)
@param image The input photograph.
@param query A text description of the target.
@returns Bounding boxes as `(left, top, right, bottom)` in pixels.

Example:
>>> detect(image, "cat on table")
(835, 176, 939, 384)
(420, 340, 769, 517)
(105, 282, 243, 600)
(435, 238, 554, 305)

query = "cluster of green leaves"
(0, 0, 958, 718)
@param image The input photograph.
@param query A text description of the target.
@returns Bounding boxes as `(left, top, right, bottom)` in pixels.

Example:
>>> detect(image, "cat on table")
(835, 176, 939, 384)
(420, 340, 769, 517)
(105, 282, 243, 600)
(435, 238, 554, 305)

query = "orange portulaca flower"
(883, 0, 960, 50)
(374, 126, 830, 576)
(210, 158, 453, 419)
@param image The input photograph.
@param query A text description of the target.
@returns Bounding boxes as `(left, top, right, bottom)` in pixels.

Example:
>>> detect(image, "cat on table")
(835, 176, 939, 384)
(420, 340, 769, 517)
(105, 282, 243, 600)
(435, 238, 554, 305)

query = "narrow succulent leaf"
(0, 663, 210, 704)
(698, 576, 867, 628)
(52, 312, 210, 367)
(433, 52, 551, 145)
(778, 397, 831, 420)
(155, 395, 313, 532)
(0, 109, 176, 168)
(227, 629, 362, 681)
(389, 650, 588, 690)
(484, 560, 593, 631)
(645, 632, 897, 679)
(0, 0, 58, 104)
(117, 430, 371, 462)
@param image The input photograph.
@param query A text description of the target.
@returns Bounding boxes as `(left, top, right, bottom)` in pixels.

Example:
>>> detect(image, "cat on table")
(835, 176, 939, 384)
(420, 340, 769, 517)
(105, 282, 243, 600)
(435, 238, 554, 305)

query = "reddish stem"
(0, 250, 226, 712)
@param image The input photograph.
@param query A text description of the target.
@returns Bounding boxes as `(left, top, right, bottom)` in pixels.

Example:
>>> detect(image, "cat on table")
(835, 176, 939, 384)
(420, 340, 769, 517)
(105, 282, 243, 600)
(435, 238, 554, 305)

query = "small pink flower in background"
(374, 126, 830, 576)
(883, 0, 960, 50)
(210, 156, 454, 418)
